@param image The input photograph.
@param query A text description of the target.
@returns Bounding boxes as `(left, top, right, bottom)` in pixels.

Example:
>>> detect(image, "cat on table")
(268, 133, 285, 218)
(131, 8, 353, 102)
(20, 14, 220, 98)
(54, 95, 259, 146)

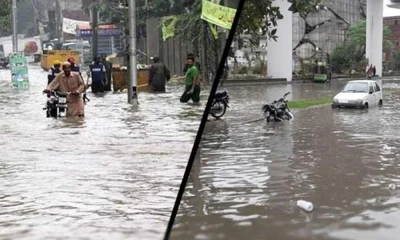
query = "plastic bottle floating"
(296, 200, 314, 212)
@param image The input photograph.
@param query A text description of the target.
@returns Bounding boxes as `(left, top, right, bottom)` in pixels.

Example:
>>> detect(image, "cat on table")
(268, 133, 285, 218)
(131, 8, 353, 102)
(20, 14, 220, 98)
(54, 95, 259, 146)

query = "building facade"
(292, 0, 367, 72)
(383, 16, 400, 63)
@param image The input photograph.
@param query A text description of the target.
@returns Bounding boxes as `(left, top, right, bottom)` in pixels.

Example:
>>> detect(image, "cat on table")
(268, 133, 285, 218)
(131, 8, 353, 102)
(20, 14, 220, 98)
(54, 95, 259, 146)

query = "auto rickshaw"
(313, 61, 331, 83)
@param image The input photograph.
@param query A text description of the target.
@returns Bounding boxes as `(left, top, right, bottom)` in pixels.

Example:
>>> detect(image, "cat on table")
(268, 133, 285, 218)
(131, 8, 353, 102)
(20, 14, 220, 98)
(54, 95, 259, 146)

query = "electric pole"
(145, 0, 149, 64)
(55, 0, 62, 42)
(128, 0, 138, 104)
(12, 0, 18, 52)
(91, 4, 99, 60)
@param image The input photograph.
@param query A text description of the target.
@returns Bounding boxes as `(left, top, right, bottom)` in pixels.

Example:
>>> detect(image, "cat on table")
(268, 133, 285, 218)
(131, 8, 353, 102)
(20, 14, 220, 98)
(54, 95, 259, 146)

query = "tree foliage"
(330, 19, 392, 73)
(0, 0, 28, 36)
(235, 0, 322, 49)
(349, 19, 392, 52)
(0, 0, 18, 35)
(288, 0, 324, 19)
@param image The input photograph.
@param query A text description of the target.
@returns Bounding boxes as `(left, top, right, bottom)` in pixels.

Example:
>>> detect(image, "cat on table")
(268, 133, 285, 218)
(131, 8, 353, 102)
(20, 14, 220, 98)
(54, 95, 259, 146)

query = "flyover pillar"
(366, 0, 383, 77)
(267, 0, 293, 82)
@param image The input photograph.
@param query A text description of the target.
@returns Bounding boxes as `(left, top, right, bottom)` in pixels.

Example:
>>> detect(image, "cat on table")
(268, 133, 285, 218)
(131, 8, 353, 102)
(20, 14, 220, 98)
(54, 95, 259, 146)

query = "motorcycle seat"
(215, 90, 227, 98)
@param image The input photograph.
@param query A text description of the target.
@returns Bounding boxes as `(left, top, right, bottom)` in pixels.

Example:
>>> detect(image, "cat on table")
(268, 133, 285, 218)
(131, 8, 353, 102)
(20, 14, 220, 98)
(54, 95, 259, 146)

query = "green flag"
(162, 16, 178, 41)
(201, 0, 237, 30)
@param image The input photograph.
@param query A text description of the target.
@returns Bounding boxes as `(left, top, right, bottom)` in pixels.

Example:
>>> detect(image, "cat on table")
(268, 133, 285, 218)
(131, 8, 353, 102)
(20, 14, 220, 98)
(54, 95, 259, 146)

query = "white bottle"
(297, 200, 314, 212)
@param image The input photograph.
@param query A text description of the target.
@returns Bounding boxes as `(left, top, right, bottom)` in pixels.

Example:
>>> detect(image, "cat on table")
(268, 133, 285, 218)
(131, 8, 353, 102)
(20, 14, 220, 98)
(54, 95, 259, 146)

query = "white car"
(332, 80, 382, 109)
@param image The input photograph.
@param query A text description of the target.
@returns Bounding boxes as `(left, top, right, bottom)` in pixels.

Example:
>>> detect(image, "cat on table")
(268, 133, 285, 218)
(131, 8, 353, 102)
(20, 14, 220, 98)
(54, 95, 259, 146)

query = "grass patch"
(288, 97, 333, 109)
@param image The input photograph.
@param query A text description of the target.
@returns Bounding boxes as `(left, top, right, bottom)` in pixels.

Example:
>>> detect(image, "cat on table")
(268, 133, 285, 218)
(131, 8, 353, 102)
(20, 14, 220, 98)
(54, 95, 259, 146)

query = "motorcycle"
(262, 92, 294, 122)
(43, 90, 77, 118)
(0, 57, 9, 69)
(210, 89, 229, 119)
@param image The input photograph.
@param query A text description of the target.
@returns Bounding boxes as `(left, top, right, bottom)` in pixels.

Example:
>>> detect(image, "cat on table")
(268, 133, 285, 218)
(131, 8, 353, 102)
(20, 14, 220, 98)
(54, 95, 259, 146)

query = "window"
(375, 83, 381, 92)
(369, 84, 375, 93)
(343, 82, 368, 93)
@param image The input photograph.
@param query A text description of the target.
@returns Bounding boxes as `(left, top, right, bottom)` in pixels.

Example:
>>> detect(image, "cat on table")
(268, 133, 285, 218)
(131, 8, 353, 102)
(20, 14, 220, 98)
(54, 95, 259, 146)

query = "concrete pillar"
(366, 0, 383, 77)
(267, 0, 292, 82)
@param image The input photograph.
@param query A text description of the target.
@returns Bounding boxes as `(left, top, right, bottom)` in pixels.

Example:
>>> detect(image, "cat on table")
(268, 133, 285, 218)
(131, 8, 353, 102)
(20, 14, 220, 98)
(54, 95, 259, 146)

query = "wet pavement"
(0, 65, 207, 240)
(171, 80, 400, 240)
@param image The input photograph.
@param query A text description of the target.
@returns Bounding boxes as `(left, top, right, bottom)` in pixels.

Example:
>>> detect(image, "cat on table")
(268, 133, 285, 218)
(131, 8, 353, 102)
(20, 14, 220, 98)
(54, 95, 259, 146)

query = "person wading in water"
(180, 55, 200, 104)
(148, 56, 171, 93)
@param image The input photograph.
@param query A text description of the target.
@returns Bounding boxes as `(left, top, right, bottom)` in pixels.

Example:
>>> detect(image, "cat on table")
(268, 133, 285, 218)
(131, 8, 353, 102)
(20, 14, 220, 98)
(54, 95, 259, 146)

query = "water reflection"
(172, 80, 400, 240)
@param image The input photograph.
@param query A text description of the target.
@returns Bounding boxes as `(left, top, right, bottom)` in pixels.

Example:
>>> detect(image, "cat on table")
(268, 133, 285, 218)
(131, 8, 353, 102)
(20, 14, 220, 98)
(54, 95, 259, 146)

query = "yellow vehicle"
(41, 49, 80, 71)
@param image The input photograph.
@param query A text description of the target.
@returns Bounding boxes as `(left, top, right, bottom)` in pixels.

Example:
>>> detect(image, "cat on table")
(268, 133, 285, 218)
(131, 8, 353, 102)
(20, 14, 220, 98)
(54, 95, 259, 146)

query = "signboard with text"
(76, 25, 122, 38)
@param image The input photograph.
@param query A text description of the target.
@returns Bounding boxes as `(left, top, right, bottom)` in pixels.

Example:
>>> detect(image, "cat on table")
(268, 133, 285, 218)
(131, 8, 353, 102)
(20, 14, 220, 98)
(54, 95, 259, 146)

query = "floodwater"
(171, 80, 400, 240)
(0, 65, 207, 240)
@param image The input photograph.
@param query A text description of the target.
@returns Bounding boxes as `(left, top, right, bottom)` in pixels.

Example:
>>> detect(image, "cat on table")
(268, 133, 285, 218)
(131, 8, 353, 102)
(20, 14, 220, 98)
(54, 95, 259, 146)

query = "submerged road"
(0, 65, 208, 240)
(172, 80, 400, 240)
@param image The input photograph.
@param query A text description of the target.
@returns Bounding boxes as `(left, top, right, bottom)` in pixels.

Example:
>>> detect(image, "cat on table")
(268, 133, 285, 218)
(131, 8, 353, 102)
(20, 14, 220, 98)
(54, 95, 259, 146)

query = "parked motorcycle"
(262, 92, 294, 122)
(210, 89, 229, 119)
(43, 90, 76, 118)
(0, 56, 9, 69)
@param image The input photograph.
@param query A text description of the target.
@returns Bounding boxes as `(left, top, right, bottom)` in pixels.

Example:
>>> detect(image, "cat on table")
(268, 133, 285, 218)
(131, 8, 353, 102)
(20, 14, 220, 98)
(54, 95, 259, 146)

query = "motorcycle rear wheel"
(210, 101, 227, 119)
(264, 111, 271, 122)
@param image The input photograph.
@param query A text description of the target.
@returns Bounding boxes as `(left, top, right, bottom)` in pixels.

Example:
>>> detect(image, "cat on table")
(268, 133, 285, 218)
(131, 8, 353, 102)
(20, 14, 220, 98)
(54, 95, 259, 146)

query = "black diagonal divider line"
(163, 0, 246, 239)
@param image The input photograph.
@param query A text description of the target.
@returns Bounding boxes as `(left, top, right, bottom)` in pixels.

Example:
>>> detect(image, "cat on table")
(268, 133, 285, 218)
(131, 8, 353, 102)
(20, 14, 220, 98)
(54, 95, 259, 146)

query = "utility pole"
(128, 0, 138, 104)
(145, 0, 149, 64)
(12, 0, 18, 52)
(55, 0, 62, 42)
(91, 4, 99, 60)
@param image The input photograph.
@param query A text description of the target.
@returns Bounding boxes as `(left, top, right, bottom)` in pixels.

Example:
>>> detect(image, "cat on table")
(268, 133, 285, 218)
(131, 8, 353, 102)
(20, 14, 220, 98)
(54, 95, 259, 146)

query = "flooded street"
(172, 80, 400, 240)
(0, 65, 206, 240)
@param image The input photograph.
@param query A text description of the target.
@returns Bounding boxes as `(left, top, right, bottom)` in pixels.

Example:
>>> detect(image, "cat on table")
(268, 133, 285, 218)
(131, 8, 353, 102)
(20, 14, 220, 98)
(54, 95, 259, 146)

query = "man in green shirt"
(180, 55, 200, 103)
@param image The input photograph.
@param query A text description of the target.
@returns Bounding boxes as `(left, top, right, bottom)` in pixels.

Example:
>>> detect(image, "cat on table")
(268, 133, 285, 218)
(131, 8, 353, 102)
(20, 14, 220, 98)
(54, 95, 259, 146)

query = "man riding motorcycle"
(43, 62, 85, 117)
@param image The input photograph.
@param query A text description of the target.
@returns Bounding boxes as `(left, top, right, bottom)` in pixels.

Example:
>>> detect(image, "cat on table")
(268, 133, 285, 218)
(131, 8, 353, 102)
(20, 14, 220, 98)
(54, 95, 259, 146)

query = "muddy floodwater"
(172, 80, 400, 240)
(0, 65, 207, 240)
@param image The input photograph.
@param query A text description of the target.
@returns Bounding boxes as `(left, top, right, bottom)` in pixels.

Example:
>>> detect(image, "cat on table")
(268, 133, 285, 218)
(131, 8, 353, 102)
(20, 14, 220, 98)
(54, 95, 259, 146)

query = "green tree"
(0, 1, 15, 35)
(0, 0, 28, 36)
(349, 19, 392, 54)
(330, 19, 392, 73)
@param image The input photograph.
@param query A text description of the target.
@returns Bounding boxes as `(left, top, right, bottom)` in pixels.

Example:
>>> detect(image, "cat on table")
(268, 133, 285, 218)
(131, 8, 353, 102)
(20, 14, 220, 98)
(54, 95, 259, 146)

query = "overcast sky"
(384, 0, 400, 16)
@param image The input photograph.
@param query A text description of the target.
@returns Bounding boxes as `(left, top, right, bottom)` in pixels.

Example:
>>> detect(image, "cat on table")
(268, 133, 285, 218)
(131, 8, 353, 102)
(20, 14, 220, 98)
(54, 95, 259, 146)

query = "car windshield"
(342, 82, 368, 93)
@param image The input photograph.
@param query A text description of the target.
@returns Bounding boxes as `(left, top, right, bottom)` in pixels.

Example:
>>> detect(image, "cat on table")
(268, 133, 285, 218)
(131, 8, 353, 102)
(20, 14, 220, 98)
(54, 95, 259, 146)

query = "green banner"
(209, 23, 219, 39)
(162, 16, 178, 41)
(10, 52, 29, 89)
(201, 0, 236, 30)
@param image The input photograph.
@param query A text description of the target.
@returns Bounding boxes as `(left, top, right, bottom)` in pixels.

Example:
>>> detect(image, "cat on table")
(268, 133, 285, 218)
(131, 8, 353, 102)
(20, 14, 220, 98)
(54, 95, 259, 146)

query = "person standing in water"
(180, 55, 200, 103)
(148, 56, 171, 93)
(101, 54, 113, 91)
(88, 57, 107, 93)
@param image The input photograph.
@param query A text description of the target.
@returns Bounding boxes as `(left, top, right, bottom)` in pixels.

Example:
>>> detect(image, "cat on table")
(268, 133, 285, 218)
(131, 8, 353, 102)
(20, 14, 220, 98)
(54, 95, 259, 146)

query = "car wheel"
(378, 100, 383, 106)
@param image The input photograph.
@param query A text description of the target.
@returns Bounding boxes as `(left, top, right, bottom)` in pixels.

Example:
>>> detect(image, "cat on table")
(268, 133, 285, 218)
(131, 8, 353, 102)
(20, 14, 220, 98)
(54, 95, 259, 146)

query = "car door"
(368, 82, 376, 106)
(375, 82, 382, 104)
